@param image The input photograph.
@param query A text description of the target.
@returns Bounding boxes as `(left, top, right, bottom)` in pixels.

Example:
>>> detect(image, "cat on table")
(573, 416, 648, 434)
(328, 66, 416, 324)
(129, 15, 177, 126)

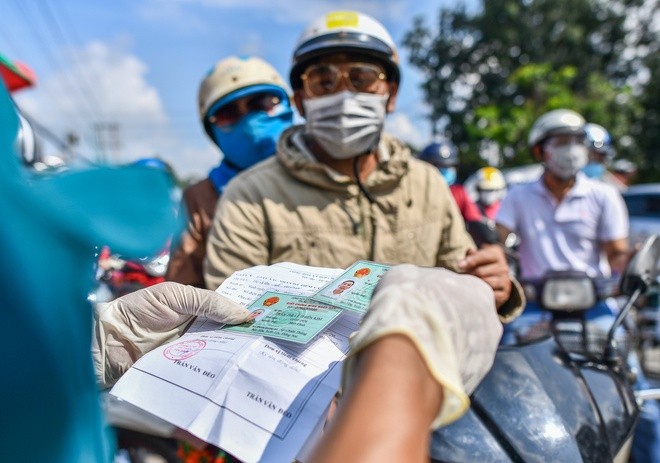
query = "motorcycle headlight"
(541, 275, 596, 312)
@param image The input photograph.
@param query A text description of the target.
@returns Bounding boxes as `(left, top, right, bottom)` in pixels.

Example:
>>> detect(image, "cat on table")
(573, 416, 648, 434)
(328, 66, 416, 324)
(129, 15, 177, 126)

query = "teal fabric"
(0, 82, 182, 462)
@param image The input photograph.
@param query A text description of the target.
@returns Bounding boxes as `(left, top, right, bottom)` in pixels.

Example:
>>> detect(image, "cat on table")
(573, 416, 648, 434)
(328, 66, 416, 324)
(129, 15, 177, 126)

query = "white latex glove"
(92, 281, 249, 389)
(343, 264, 502, 429)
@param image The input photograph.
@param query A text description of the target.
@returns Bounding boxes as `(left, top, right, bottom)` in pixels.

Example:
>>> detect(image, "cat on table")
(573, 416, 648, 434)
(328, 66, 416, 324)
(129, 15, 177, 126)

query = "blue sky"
(2, 0, 456, 178)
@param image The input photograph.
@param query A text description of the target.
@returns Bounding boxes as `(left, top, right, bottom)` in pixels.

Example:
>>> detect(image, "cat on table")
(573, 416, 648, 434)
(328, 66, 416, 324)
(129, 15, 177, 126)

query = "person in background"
(474, 166, 507, 221)
(497, 109, 629, 333)
(165, 56, 294, 287)
(582, 122, 628, 191)
(418, 139, 483, 222)
(496, 108, 660, 461)
(611, 158, 638, 190)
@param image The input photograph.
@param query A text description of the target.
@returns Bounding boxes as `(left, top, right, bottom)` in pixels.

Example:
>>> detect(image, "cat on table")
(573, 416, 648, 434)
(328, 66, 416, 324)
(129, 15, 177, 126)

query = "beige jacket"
(165, 178, 218, 288)
(205, 125, 475, 286)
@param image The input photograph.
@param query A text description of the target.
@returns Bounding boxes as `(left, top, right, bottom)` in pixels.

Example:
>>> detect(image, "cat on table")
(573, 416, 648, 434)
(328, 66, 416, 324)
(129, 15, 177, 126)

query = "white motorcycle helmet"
(476, 167, 506, 191)
(584, 122, 615, 161)
(528, 109, 586, 157)
(198, 56, 290, 140)
(289, 11, 400, 90)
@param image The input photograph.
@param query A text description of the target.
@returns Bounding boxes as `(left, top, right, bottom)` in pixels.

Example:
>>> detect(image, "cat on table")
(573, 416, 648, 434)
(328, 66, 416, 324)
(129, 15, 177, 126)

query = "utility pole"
(94, 123, 121, 164)
(64, 132, 79, 164)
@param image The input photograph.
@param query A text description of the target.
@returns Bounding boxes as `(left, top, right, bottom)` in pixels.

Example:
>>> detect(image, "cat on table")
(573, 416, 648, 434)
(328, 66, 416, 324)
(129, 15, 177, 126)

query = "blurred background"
(1, 0, 658, 186)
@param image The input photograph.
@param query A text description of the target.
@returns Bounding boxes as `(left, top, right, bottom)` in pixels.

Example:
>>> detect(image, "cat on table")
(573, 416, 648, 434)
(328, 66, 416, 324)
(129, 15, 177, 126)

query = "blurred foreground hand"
(310, 265, 502, 463)
(345, 265, 502, 427)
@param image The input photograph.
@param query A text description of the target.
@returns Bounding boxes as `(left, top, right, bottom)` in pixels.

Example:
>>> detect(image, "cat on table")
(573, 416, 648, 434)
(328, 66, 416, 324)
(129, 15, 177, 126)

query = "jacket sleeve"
(434, 174, 477, 271)
(166, 232, 206, 287)
(343, 265, 502, 428)
(203, 178, 270, 290)
(165, 190, 208, 288)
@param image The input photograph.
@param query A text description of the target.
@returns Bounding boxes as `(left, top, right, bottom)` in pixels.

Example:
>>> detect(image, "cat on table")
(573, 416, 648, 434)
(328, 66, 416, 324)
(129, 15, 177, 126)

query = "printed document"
(111, 262, 360, 463)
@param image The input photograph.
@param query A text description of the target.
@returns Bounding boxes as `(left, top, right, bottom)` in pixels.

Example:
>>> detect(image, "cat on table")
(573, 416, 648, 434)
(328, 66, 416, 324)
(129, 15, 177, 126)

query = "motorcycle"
(105, 393, 181, 463)
(92, 245, 170, 301)
(515, 270, 625, 356)
(430, 234, 660, 462)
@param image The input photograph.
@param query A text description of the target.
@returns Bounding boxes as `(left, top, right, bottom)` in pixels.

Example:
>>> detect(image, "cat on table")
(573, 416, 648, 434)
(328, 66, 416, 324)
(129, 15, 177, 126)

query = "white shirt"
(496, 173, 628, 280)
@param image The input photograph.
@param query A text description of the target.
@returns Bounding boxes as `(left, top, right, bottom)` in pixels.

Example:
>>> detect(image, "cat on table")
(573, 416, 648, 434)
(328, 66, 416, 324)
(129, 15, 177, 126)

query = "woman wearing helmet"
(165, 56, 294, 288)
(474, 167, 506, 220)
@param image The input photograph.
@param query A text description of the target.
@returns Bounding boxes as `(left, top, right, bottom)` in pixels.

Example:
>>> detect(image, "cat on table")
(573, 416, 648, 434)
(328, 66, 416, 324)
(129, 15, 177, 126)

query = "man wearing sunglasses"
(165, 56, 294, 288)
(205, 11, 521, 314)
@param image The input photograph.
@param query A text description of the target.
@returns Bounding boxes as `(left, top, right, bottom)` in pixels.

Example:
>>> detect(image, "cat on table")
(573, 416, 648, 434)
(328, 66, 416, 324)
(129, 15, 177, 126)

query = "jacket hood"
(276, 125, 412, 194)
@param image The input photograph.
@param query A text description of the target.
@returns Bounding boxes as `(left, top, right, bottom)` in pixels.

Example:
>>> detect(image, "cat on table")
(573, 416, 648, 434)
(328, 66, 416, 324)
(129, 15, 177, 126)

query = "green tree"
(466, 63, 643, 167)
(636, 45, 660, 182)
(403, 0, 658, 176)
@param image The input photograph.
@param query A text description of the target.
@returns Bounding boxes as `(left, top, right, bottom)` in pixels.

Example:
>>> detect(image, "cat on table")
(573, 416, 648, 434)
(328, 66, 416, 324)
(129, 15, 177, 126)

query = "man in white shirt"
(496, 109, 660, 462)
(497, 109, 628, 343)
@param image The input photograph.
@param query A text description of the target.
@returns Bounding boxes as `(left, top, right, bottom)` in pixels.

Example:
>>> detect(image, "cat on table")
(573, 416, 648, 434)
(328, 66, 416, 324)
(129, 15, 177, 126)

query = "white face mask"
(544, 143, 588, 180)
(303, 90, 388, 160)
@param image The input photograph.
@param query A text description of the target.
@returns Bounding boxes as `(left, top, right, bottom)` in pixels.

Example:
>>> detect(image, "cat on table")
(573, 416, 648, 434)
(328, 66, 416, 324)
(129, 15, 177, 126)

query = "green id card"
(224, 291, 342, 344)
(311, 261, 391, 314)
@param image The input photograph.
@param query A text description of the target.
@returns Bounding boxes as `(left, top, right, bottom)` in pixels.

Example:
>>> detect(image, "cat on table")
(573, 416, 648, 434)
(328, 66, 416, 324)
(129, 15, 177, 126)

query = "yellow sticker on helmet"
(483, 167, 497, 180)
(326, 11, 359, 29)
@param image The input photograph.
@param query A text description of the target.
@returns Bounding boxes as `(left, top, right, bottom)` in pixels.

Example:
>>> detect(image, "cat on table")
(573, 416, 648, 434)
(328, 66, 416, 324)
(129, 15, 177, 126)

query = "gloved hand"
(342, 264, 502, 429)
(92, 281, 249, 389)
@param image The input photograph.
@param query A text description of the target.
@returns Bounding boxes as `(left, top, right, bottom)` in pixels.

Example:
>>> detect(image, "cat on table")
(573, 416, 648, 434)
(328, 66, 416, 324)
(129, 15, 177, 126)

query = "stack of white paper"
(111, 262, 361, 463)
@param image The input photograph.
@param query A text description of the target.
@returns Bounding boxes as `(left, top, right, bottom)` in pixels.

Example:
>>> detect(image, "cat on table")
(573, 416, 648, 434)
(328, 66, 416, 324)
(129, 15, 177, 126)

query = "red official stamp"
(163, 339, 206, 361)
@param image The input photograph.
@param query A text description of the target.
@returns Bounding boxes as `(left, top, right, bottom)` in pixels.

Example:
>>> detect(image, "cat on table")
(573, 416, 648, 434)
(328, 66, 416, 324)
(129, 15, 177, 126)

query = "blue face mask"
(439, 167, 457, 186)
(582, 162, 606, 179)
(211, 104, 293, 171)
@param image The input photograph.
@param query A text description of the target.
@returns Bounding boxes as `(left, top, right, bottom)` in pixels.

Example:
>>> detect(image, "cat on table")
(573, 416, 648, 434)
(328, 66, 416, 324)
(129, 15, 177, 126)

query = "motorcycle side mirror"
(606, 235, 660, 363)
(619, 235, 660, 296)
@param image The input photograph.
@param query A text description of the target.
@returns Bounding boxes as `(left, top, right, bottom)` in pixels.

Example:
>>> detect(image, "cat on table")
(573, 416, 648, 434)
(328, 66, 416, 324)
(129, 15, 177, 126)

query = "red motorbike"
(95, 245, 170, 299)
